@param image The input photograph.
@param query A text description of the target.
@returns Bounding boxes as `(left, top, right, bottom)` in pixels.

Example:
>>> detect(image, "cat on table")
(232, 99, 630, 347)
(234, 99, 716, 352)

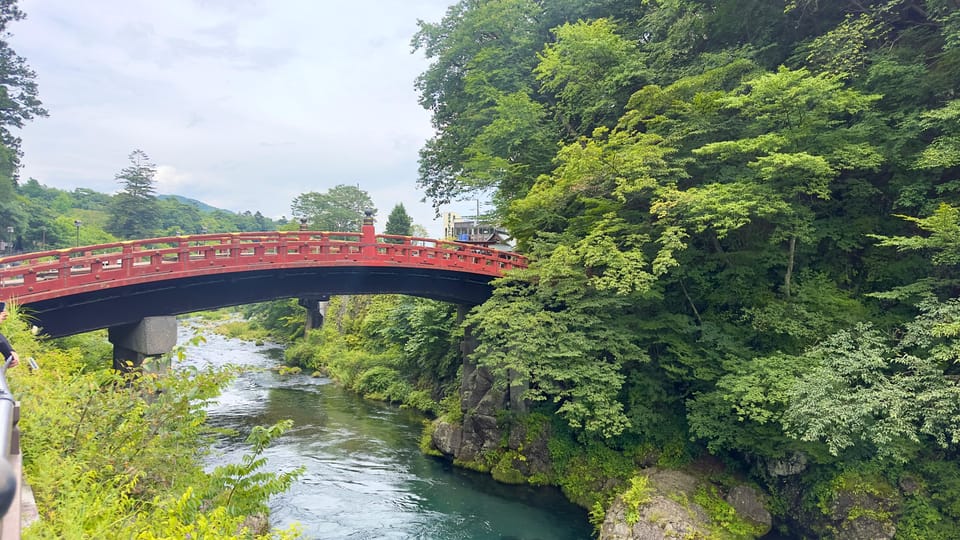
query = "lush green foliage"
(290, 184, 375, 232)
(468, 248, 647, 438)
(620, 475, 652, 526)
(693, 485, 769, 539)
(284, 295, 460, 415)
(384, 203, 413, 236)
(242, 299, 306, 342)
(3, 307, 302, 538)
(412, 0, 960, 536)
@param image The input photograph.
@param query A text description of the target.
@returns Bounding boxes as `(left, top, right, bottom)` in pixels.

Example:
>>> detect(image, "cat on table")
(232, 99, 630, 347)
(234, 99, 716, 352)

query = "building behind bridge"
(441, 212, 513, 251)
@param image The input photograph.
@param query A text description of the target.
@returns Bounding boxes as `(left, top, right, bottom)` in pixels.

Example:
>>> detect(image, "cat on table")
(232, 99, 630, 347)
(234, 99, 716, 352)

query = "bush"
(5, 307, 303, 538)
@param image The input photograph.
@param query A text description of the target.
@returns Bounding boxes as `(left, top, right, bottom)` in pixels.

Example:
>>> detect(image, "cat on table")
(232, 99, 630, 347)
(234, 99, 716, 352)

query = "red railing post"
(177, 238, 190, 271)
(58, 253, 70, 280)
(361, 210, 376, 257)
(277, 232, 289, 263)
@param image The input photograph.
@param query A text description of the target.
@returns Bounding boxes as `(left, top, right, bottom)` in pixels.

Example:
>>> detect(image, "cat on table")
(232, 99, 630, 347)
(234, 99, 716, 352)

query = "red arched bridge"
(0, 222, 526, 338)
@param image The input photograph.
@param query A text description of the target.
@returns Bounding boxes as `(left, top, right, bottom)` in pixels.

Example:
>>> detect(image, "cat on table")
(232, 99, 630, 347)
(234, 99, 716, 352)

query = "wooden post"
(361, 209, 376, 257)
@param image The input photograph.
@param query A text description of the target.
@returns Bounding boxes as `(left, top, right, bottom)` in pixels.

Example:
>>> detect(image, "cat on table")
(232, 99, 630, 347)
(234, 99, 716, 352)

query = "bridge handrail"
(0, 231, 527, 304)
(0, 361, 21, 539)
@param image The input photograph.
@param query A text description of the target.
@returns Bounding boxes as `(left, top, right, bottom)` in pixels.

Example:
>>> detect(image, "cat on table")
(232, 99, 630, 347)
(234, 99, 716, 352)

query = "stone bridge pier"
(298, 295, 330, 332)
(108, 316, 178, 372)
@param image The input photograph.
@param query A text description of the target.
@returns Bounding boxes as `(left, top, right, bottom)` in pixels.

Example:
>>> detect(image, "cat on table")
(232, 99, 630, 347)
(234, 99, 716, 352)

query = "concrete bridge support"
(299, 295, 330, 332)
(108, 316, 178, 372)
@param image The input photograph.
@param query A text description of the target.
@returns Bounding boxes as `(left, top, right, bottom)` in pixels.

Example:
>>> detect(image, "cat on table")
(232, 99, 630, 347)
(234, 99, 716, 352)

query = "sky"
(11, 0, 478, 238)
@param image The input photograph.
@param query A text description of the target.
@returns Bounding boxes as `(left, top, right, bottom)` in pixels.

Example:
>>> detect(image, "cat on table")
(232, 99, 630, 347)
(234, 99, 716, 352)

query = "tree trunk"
(785, 236, 796, 297)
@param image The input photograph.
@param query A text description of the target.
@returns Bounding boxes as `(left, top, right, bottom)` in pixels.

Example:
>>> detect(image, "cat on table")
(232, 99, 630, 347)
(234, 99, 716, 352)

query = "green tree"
(916, 99, 960, 171)
(412, 0, 552, 210)
(535, 18, 647, 137)
(0, 0, 47, 241)
(6, 308, 302, 538)
(390, 1, 960, 536)
(106, 149, 161, 239)
(290, 184, 374, 232)
(71, 187, 113, 209)
(468, 239, 650, 439)
(361, 296, 460, 388)
(0, 165, 23, 246)
(384, 203, 413, 236)
(0, 0, 48, 178)
(782, 321, 960, 463)
(158, 197, 204, 236)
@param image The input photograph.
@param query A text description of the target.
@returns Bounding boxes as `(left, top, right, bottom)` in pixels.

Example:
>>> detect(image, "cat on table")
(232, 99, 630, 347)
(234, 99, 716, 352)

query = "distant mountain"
(158, 194, 223, 213)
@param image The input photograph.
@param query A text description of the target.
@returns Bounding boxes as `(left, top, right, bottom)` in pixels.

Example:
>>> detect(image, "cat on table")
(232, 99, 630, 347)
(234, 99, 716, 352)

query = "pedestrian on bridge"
(0, 303, 20, 369)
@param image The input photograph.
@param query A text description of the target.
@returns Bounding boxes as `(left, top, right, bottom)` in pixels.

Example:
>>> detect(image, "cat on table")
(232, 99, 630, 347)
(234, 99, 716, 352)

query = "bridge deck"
(0, 231, 526, 305)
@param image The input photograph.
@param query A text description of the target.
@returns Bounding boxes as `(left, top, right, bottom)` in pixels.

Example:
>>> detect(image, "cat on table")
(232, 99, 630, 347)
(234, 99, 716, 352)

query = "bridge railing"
(0, 361, 21, 539)
(0, 231, 527, 303)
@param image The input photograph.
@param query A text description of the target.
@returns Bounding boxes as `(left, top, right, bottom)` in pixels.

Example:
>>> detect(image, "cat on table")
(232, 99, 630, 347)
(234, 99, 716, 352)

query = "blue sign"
(458, 234, 470, 241)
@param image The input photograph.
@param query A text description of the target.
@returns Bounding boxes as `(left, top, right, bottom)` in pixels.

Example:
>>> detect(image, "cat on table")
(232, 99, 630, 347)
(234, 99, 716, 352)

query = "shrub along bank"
(5, 306, 303, 539)
(283, 295, 461, 416)
(268, 281, 960, 538)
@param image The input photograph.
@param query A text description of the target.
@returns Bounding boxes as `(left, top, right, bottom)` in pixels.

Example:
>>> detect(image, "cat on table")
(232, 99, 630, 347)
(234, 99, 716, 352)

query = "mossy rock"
(491, 452, 527, 484)
(598, 469, 772, 540)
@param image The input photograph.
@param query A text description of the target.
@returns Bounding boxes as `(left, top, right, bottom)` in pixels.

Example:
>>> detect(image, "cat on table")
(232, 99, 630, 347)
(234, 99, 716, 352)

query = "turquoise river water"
(179, 324, 593, 540)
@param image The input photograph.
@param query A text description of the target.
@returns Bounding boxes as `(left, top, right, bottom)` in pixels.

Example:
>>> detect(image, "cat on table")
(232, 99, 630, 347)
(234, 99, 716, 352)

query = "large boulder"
(598, 470, 711, 540)
(598, 469, 772, 540)
(430, 411, 555, 484)
(822, 487, 897, 540)
(430, 420, 462, 456)
(726, 485, 772, 534)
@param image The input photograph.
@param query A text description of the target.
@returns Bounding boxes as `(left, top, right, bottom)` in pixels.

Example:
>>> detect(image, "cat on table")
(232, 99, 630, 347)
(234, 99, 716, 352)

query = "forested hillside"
(404, 0, 960, 537)
(7, 175, 279, 251)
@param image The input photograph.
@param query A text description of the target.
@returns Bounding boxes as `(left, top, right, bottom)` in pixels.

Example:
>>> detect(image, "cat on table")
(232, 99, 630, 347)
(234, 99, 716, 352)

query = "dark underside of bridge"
(23, 266, 496, 338)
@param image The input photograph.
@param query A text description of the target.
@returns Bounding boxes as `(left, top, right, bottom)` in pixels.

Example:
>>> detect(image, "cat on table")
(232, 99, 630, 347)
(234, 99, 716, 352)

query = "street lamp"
(5, 227, 12, 255)
(74, 220, 82, 248)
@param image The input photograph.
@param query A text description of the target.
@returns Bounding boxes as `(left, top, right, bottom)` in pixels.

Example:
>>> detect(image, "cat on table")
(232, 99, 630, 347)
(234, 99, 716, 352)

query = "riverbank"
(6, 307, 302, 538)
(233, 295, 931, 539)
(228, 299, 775, 538)
(178, 319, 594, 539)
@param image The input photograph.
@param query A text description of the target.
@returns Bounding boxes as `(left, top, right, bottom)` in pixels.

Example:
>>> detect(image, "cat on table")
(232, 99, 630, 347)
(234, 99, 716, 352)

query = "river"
(177, 322, 593, 540)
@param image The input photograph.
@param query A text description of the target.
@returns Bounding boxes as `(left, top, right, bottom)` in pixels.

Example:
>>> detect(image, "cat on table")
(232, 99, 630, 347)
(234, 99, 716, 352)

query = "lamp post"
(4, 226, 12, 255)
(74, 219, 82, 248)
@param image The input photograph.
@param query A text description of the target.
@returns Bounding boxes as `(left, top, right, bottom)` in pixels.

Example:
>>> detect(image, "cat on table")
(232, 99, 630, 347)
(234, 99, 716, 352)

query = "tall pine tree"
(0, 0, 47, 179)
(106, 149, 161, 239)
(384, 203, 413, 236)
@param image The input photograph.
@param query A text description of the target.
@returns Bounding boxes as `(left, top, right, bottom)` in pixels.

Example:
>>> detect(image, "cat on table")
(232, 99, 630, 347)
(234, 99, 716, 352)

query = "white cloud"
(153, 165, 195, 193)
(14, 0, 455, 236)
